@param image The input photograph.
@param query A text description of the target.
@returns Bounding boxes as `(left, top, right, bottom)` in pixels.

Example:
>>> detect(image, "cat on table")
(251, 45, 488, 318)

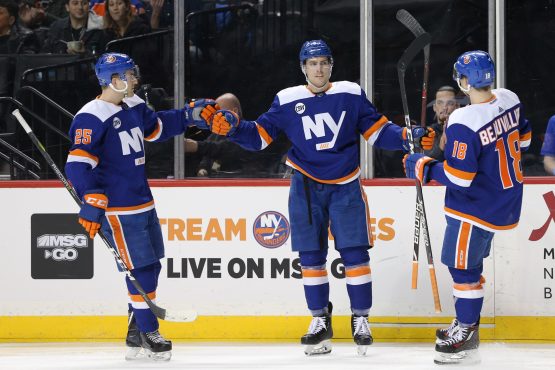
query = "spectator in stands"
(102, 0, 149, 41)
(89, 0, 144, 17)
(143, 0, 171, 30)
(17, 0, 47, 29)
(424, 85, 460, 161)
(541, 115, 555, 176)
(185, 93, 289, 178)
(0, 0, 39, 53)
(42, 0, 103, 55)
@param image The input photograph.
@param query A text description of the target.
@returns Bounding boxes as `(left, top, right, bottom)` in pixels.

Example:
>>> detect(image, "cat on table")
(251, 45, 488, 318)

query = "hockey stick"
(12, 109, 197, 322)
(397, 34, 442, 313)
(396, 9, 430, 127)
(396, 10, 432, 290)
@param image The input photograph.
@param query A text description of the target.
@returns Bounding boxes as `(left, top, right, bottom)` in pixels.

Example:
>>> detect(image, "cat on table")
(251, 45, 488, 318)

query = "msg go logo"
(37, 234, 88, 261)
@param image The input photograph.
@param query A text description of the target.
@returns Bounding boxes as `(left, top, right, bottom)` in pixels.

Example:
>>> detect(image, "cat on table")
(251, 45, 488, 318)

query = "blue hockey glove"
(79, 189, 108, 239)
(211, 110, 241, 136)
(403, 153, 437, 184)
(402, 127, 436, 151)
(185, 99, 220, 130)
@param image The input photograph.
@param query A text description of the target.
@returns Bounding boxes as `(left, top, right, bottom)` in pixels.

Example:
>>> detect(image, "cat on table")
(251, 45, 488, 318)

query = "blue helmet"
(453, 50, 495, 88)
(299, 40, 333, 64)
(95, 53, 138, 86)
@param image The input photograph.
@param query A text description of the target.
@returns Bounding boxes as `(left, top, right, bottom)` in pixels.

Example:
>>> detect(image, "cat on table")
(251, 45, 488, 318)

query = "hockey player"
(65, 52, 214, 361)
(206, 39, 435, 356)
(403, 50, 531, 365)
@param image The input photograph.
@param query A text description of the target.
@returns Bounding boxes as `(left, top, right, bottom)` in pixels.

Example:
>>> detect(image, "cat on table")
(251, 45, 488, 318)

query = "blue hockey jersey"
(228, 81, 405, 183)
(65, 94, 187, 214)
(429, 88, 532, 231)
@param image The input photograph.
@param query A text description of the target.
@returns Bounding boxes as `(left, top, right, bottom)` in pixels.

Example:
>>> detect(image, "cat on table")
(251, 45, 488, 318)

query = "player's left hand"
(402, 127, 436, 151)
(211, 110, 240, 136)
(185, 99, 220, 130)
(403, 153, 437, 184)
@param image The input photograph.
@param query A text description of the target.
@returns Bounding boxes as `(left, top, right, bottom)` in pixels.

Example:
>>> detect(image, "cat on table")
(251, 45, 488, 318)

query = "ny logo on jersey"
(119, 127, 144, 155)
(301, 111, 346, 151)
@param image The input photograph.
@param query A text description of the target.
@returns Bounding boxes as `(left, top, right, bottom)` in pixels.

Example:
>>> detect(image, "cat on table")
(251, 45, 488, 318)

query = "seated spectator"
(89, 0, 144, 17)
(102, 0, 149, 41)
(541, 115, 555, 176)
(0, 0, 39, 53)
(185, 93, 290, 178)
(42, 0, 103, 55)
(424, 85, 459, 161)
(17, 0, 47, 29)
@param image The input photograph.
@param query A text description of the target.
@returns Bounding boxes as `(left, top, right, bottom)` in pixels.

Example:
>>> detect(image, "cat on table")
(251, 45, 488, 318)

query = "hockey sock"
(449, 266, 484, 326)
(126, 261, 162, 333)
(340, 247, 372, 315)
(299, 250, 329, 316)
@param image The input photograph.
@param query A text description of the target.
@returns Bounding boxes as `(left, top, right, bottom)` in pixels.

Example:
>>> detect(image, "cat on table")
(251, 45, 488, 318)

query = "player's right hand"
(78, 190, 108, 239)
(403, 153, 436, 184)
(185, 99, 220, 130)
(211, 110, 240, 136)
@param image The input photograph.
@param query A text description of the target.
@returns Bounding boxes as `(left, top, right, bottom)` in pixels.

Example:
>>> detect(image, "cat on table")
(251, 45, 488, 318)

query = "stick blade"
(163, 309, 198, 323)
(396, 9, 426, 36)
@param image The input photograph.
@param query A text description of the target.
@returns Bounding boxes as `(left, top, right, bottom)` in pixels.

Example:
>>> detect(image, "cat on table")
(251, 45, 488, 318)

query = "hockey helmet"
(95, 53, 139, 87)
(299, 40, 333, 65)
(453, 50, 495, 89)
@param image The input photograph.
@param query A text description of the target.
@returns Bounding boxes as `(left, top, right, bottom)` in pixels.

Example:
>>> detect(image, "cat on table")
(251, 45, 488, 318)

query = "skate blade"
(145, 349, 172, 361)
(357, 345, 369, 356)
(304, 340, 332, 356)
(434, 349, 480, 365)
(125, 347, 145, 361)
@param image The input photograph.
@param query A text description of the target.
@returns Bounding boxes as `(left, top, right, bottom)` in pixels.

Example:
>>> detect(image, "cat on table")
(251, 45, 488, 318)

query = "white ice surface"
(1, 342, 554, 370)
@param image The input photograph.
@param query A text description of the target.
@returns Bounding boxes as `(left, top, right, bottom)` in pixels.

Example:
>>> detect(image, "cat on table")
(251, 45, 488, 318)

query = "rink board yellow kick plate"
(1, 316, 555, 342)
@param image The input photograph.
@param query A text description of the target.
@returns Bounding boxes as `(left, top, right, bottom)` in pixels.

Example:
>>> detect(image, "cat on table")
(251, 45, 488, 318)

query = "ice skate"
(124, 311, 143, 361)
(139, 330, 172, 361)
(435, 318, 458, 343)
(301, 302, 333, 356)
(351, 314, 373, 356)
(434, 322, 480, 365)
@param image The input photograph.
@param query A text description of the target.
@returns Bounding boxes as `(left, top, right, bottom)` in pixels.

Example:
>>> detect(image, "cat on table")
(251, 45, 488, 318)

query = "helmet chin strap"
(109, 80, 129, 97)
(456, 78, 471, 94)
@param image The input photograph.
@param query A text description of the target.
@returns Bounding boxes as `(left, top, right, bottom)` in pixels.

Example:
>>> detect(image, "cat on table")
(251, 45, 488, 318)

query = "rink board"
(0, 179, 554, 341)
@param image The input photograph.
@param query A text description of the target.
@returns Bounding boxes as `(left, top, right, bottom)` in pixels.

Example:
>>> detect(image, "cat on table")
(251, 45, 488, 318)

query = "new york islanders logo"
(253, 211, 290, 248)
(463, 55, 471, 64)
(105, 54, 118, 63)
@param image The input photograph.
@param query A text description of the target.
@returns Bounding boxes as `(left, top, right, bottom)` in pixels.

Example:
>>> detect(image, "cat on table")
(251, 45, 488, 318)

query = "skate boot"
(351, 314, 373, 356)
(434, 322, 480, 365)
(435, 318, 458, 343)
(301, 302, 333, 356)
(139, 330, 172, 361)
(124, 311, 143, 361)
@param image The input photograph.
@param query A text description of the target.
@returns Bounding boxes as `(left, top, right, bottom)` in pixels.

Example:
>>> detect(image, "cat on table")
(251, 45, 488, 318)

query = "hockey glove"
(402, 127, 436, 151)
(78, 190, 108, 239)
(403, 153, 437, 184)
(211, 110, 240, 136)
(185, 99, 220, 130)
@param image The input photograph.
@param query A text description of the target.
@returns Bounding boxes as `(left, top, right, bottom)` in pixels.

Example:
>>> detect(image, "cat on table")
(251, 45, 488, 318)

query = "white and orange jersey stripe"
(106, 215, 134, 270)
(105, 200, 155, 216)
(66, 149, 99, 169)
(443, 162, 476, 188)
(144, 118, 163, 142)
(285, 159, 361, 185)
(445, 206, 518, 232)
